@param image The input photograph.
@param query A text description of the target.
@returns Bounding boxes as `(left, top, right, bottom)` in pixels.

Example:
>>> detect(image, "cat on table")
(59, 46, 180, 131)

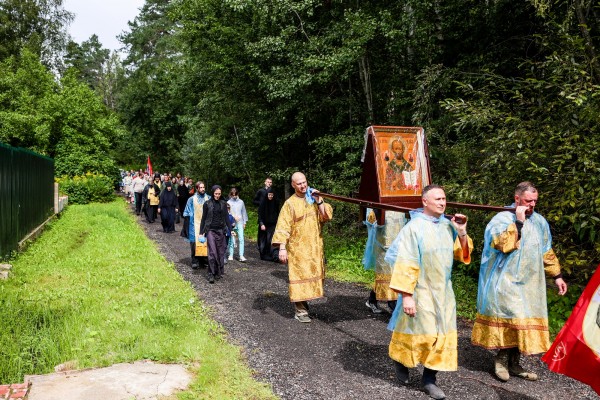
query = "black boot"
(393, 361, 409, 385)
(422, 367, 445, 399)
(508, 348, 538, 381)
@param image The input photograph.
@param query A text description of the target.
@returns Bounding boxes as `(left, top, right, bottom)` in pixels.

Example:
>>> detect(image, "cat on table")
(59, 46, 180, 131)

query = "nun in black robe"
(177, 180, 191, 212)
(158, 181, 179, 233)
(257, 188, 280, 261)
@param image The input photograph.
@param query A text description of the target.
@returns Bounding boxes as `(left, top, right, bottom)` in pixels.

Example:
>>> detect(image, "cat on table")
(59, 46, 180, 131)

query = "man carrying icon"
(471, 181, 567, 382)
(386, 184, 472, 399)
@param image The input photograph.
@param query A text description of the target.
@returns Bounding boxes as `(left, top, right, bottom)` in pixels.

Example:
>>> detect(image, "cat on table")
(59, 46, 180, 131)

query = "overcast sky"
(64, 0, 145, 52)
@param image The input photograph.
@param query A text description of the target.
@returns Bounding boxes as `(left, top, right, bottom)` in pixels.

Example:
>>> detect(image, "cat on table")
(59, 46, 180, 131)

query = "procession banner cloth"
(541, 264, 600, 395)
(146, 155, 153, 176)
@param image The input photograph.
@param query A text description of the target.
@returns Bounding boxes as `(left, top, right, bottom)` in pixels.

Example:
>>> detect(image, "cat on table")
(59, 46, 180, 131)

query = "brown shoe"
(508, 348, 538, 381)
(494, 349, 510, 382)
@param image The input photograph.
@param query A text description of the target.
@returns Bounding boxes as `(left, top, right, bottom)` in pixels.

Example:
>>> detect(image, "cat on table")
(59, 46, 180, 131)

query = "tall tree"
(117, 0, 187, 171)
(64, 35, 110, 89)
(0, 0, 72, 71)
(0, 49, 123, 177)
(64, 35, 123, 109)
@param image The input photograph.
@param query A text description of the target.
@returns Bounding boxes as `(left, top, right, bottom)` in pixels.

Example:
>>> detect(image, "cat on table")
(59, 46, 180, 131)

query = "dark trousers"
(134, 192, 143, 214)
(257, 225, 276, 260)
(181, 217, 190, 239)
(146, 205, 157, 222)
(207, 230, 227, 277)
(395, 362, 438, 384)
(369, 289, 397, 311)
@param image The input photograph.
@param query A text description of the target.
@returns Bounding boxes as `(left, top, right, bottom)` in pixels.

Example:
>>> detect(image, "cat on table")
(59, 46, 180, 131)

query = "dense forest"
(1, 0, 599, 280)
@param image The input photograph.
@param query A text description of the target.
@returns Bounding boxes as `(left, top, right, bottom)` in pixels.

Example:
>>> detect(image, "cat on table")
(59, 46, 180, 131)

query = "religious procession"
(116, 127, 598, 400)
(5, 2, 600, 398)
(121, 167, 271, 284)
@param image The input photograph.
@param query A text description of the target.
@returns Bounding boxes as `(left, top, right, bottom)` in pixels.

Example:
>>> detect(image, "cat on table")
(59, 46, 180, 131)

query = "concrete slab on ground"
(25, 360, 192, 400)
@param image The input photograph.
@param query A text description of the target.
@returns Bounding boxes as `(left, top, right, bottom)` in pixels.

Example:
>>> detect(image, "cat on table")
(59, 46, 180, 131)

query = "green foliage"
(0, 49, 56, 152)
(0, 0, 73, 70)
(115, 0, 188, 172)
(244, 209, 259, 242)
(63, 35, 123, 110)
(0, 49, 123, 179)
(63, 35, 109, 89)
(51, 72, 123, 177)
(324, 221, 373, 286)
(452, 267, 479, 321)
(546, 282, 583, 335)
(114, 0, 599, 282)
(433, 49, 600, 277)
(56, 173, 114, 204)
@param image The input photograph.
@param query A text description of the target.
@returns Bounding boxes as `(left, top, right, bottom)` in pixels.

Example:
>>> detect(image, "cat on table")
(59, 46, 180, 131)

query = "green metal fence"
(0, 143, 55, 259)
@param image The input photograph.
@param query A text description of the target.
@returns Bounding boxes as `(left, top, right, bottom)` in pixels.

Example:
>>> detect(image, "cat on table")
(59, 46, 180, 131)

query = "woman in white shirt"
(227, 187, 249, 262)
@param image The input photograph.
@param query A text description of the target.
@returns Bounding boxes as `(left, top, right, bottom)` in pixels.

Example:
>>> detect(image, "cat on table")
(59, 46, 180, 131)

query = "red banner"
(146, 156, 153, 177)
(542, 264, 600, 395)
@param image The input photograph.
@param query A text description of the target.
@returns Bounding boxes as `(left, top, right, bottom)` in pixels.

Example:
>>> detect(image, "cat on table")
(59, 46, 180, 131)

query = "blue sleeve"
(183, 197, 193, 217)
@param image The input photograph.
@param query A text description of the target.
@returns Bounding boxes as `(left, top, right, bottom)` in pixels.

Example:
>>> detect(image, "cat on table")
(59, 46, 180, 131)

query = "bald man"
(272, 172, 333, 323)
(386, 184, 472, 399)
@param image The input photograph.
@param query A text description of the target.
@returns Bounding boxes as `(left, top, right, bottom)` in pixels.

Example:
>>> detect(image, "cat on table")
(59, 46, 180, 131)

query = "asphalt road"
(137, 211, 598, 400)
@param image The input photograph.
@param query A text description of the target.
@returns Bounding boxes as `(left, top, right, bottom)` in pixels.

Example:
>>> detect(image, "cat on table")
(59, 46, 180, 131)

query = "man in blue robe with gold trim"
(183, 181, 210, 269)
(471, 181, 567, 382)
(386, 184, 472, 399)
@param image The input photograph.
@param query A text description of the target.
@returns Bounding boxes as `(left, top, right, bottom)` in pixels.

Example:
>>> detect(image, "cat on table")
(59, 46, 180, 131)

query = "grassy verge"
(0, 200, 275, 399)
(245, 209, 259, 242)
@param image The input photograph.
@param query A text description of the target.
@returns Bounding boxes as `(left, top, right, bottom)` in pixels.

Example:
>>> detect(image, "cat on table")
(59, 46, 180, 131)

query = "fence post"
(54, 183, 59, 214)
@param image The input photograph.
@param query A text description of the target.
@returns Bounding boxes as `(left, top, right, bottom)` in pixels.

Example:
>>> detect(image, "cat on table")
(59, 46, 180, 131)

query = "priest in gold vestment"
(272, 172, 333, 323)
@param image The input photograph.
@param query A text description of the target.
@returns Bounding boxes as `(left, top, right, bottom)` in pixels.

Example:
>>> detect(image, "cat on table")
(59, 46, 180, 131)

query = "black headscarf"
(258, 187, 279, 226)
(159, 181, 177, 207)
(152, 174, 161, 194)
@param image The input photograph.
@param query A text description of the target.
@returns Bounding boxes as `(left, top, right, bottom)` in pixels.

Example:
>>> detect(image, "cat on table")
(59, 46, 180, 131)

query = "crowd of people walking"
(121, 169, 572, 400)
(121, 170, 280, 284)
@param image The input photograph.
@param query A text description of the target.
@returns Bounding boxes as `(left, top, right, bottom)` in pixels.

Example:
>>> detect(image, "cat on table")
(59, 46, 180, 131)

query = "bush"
(57, 173, 114, 204)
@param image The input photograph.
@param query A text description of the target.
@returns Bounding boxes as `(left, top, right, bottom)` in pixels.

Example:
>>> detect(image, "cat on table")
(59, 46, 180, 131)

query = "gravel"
(138, 212, 598, 400)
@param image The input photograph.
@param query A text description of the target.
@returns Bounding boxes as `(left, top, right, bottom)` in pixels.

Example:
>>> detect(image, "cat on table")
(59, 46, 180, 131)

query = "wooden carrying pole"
(316, 192, 515, 224)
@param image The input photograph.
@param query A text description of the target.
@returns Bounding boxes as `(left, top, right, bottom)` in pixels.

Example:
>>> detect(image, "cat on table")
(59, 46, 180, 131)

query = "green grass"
(245, 209, 259, 242)
(0, 200, 275, 399)
(324, 233, 374, 287)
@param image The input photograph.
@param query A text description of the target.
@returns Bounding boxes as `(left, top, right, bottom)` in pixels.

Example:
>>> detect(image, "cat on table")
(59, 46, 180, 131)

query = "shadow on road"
(313, 294, 390, 324)
(458, 335, 495, 373)
(333, 339, 391, 380)
(269, 269, 288, 281)
(252, 291, 293, 319)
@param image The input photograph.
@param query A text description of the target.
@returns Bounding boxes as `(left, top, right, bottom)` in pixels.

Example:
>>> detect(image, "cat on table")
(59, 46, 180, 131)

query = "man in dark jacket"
(252, 177, 273, 206)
